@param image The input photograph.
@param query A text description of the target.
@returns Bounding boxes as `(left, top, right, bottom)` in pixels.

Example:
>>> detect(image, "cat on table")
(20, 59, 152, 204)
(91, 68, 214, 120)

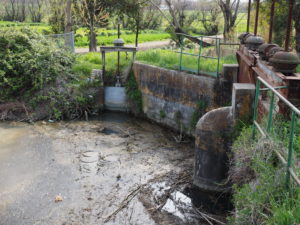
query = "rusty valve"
(269, 51, 300, 74)
(258, 43, 278, 61)
(113, 38, 125, 47)
(245, 35, 264, 51)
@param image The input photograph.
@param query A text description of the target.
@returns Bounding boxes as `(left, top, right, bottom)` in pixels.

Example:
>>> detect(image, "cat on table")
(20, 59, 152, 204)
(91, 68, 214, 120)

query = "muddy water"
(0, 113, 210, 225)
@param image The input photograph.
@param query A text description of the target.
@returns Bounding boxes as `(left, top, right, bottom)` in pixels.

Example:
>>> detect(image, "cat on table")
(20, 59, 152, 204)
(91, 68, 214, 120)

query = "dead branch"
(103, 184, 145, 223)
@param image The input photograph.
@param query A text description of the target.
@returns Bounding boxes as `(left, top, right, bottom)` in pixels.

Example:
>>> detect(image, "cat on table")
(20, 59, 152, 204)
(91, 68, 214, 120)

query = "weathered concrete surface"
(133, 62, 216, 133)
(194, 107, 233, 192)
(232, 83, 255, 122)
(0, 115, 199, 225)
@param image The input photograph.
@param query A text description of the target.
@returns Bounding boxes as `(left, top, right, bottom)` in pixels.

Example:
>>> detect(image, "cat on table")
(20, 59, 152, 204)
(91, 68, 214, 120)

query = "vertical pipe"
(268, 0, 276, 43)
(267, 92, 275, 132)
(247, 0, 252, 32)
(252, 79, 261, 139)
(286, 111, 297, 189)
(254, 0, 260, 35)
(179, 44, 183, 71)
(217, 38, 221, 77)
(197, 36, 203, 74)
(285, 0, 295, 51)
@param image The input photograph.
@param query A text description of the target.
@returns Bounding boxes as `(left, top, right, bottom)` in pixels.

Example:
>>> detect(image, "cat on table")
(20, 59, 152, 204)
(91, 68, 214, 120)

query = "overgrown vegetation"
(0, 29, 100, 121)
(125, 71, 143, 115)
(229, 127, 300, 225)
(190, 98, 209, 129)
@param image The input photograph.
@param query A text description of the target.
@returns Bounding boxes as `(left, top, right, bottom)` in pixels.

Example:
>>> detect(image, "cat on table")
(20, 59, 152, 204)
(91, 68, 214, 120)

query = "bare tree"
(27, 0, 44, 22)
(199, 1, 220, 35)
(64, 0, 72, 32)
(73, 0, 108, 52)
(216, 0, 240, 41)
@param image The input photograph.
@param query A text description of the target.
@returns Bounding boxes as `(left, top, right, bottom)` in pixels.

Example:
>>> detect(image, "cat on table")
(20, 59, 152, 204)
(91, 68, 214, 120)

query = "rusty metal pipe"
(268, 0, 276, 43)
(285, 0, 295, 51)
(247, 0, 252, 32)
(254, 0, 260, 35)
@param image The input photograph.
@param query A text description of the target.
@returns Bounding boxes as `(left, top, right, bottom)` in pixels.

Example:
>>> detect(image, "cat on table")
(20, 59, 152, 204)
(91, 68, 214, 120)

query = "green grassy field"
(136, 49, 237, 75)
(0, 21, 170, 47)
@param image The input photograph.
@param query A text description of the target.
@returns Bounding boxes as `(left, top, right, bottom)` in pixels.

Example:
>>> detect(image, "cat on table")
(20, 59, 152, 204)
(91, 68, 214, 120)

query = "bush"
(0, 28, 75, 100)
(0, 29, 99, 121)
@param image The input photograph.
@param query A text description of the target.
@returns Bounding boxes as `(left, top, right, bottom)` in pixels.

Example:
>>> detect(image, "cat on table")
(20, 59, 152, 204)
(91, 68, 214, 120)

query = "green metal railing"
(252, 76, 300, 188)
(174, 33, 221, 78)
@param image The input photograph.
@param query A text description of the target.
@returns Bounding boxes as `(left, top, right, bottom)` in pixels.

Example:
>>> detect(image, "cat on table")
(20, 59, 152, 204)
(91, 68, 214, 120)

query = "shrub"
(0, 28, 75, 100)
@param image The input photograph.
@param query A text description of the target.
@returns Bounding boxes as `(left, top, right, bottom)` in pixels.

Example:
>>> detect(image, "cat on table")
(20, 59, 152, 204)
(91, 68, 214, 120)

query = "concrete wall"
(133, 62, 219, 134)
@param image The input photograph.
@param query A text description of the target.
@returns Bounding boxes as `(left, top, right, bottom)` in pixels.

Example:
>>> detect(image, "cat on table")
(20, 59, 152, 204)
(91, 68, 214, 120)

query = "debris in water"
(162, 191, 193, 222)
(55, 195, 63, 202)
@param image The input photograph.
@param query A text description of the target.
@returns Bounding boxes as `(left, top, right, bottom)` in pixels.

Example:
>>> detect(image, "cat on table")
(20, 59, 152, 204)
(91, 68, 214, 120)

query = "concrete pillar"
(193, 107, 233, 192)
(215, 64, 239, 106)
(222, 64, 239, 83)
(231, 83, 256, 122)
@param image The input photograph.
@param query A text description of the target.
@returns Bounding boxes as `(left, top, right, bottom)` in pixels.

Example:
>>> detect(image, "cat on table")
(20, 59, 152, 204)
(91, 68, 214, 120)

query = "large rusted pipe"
(268, 0, 276, 43)
(247, 0, 252, 32)
(285, 0, 295, 51)
(254, 0, 260, 35)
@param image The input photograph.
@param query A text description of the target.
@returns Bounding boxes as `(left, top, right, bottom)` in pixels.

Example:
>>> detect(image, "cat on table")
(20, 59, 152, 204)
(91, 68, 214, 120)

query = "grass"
(73, 52, 132, 79)
(75, 32, 170, 47)
(297, 65, 300, 73)
(229, 127, 300, 225)
(136, 48, 238, 75)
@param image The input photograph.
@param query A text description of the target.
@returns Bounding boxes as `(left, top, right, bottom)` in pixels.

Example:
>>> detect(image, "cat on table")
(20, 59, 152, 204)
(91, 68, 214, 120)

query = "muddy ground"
(0, 113, 228, 225)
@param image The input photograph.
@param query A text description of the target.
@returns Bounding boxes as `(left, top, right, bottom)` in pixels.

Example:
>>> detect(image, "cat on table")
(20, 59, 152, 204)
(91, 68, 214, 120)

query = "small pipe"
(285, 0, 295, 51)
(254, 0, 260, 35)
(247, 0, 252, 32)
(268, 0, 276, 43)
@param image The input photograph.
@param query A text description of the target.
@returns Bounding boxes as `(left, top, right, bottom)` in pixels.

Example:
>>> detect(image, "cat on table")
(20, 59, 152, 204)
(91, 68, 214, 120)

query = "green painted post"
(267, 92, 275, 132)
(179, 36, 183, 71)
(252, 79, 261, 139)
(285, 111, 297, 189)
(197, 36, 203, 74)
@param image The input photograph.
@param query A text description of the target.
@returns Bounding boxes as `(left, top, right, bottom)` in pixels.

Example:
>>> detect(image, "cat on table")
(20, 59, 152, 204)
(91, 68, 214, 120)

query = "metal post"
(252, 79, 261, 139)
(267, 92, 275, 132)
(217, 38, 221, 77)
(247, 0, 252, 32)
(179, 37, 183, 71)
(102, 51, 106, 80)
(285, 111, 297, 189)
(197, 36, 203, 74)
(285, 0, 295, 51)
(254, 0, 260, 35)
(268, 0, 276, 43)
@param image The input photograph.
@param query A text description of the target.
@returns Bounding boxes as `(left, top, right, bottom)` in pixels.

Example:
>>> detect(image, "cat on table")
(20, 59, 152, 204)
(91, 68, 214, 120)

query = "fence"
(174, 33, 221, 78)
(252, 76, 300, 188)
(45, 32, 75, 52)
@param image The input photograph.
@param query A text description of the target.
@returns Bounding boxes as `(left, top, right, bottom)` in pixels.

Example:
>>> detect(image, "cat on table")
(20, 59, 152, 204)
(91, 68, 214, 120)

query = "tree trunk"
(89, 30, 97, 52)
(294, 2, 300, 56)
(65, 0, 72, 33)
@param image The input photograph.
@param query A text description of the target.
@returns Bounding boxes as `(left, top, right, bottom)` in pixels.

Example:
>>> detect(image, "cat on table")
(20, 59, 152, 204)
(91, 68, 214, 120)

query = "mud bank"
(0, 113, 229, 225)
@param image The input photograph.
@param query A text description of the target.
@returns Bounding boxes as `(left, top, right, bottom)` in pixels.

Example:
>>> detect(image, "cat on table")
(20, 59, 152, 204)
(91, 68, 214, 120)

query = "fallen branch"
(195, 208, 226, 225)
(103, 184, 145, 223)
